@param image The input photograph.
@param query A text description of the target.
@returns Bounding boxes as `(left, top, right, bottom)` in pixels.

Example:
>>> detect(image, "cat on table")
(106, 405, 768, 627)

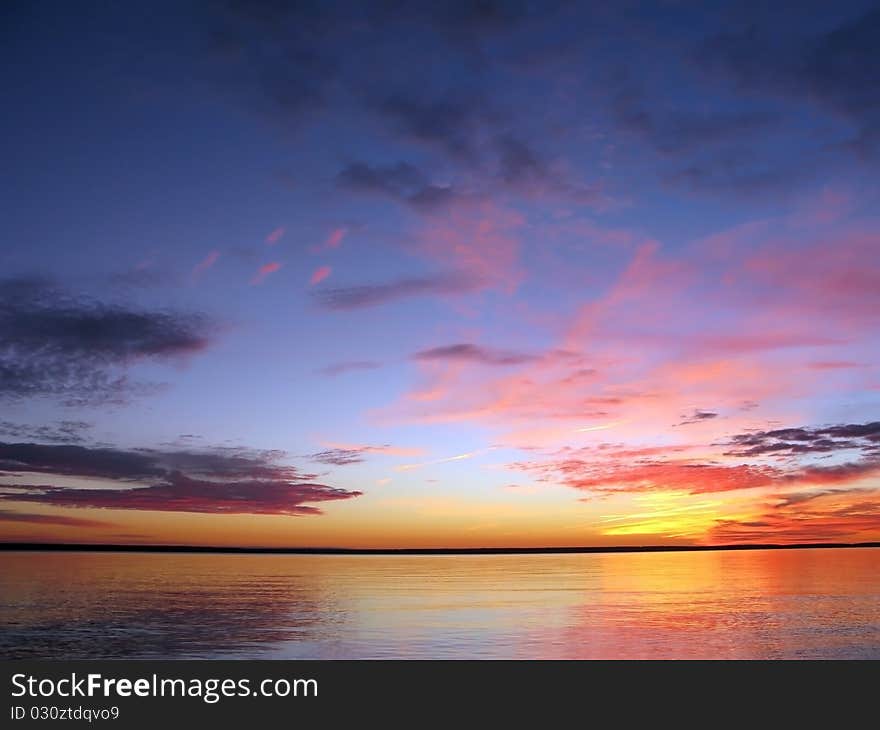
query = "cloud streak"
(317, 360, 381, 377)
(251, 262, 282, 285)
(193, 250, 221, 278)
(413, 343, 535, 366)
(265, 227, 285, 245)
(309, 265, 331, 285)
(313, 271, 482, 310)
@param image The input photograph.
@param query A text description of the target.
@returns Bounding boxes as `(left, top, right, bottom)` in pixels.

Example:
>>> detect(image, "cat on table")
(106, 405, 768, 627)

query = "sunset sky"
(1, 0, 879, 548)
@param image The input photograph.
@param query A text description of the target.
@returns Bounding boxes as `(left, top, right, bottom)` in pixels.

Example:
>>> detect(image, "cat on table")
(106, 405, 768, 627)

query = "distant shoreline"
(1, 541, 878, 555)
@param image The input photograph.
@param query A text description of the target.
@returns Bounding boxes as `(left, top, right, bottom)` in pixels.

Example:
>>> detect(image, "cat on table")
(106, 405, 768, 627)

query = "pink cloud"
(251, 261, 282, 285)
(324, 227, 347, 249)
(417, 200, 525, 294)
(193, 250, 221, 278)
(265, 227, 286, 245)
(708, 491, 880, 545)
(378, 205, 880, 440)
(310, 265, 331, 285)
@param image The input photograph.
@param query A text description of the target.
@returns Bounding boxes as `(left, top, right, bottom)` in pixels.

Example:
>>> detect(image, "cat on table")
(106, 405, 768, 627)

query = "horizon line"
(1, 541, 879, 555)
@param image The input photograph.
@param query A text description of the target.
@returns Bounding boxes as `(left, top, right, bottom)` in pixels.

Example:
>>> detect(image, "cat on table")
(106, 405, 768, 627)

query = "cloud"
(5, 475, 360, 517)
(724, 421, 880, 458)
(709, 490, 880, 544)
(395, 448, 489, 472)
(512, 457, 779, 497)
(413, 343, 535, 366)
(313, 270, 482, 310)
(335, 160, 473, 211)
(323, 227, 347, 249)
(493, 134, 604, 202)
(317, 360, 381, 376)
(308, 442, 426, 465)
(808, 360, 862, 370)
(0, 420, 92, 444)
(207, 0, 339, 123)
(193, 250, 221, 277)
(309, 265, 332, 285)
(774, 486, 869, 508)
(374, 92, 496, 162)
(698, 7, 880, 156)
(336, 161, 426, 197)
(250, 261, 282, 285)
(265, 227, 285, 245)
(308, 449, 366, 466)
(677, 410, 719, 426)
(0, 441, 362, 516)
(0, 278, 213, 405)
(0, 509, 111, 529)
(508, 418, 880, 506)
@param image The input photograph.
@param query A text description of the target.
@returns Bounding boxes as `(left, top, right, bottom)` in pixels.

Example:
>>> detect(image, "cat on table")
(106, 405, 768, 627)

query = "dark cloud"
(335, 161, 472, 210)
(0, 441, 362, 516)
(492, 134, 603, 202)
(0, 509, 112, 529)
(207, 0, 341, 123)
(392, 0, 533, 41)
(374, 93, 498, 162)
(413, 343, 535, 366)
(698, 6, 880, 156)
(201, 2, 875, 207)
(786, 459, 880, 485)
(5, 475, 358, 517)
(308, 449, 365, 466)
(611, 77, 779, 156)
(0, 278, 213, 405)
(0, 442, 162, 481)
(677, 410, 719, 426)
(203, 2, 603, 208)
(774, 486, 868, 508)
(0, 420, 92, 444)
(663, 153, 813, 197)
(336, 161, 426, 197)
(313, 271, 482, 309)
(317, 360, 382, 377)
(205, 0, 542, 131)
(725, 421, 880, 457)
(821, 422, 880, 440)
(605, 67, 808, 197)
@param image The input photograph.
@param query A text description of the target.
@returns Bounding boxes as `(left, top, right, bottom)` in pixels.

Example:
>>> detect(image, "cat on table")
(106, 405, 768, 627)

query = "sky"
(0, 0, 879, 548)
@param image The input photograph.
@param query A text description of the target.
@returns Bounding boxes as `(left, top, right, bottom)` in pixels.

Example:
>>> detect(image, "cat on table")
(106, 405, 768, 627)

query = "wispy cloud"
(323, 227, 347, 249)
(316, 360, 381, 377)
(192, 250, 221, 278)
(677, 410, 719, 426)
(251, 262, 282, 285)
(265, 227, 285, 245)
(413, 343, 535, 366)
(308, 442, 425, 465)
(395, 448, 494, 472)
(313, 270, 482, 310)
(309, 265, 332, 285)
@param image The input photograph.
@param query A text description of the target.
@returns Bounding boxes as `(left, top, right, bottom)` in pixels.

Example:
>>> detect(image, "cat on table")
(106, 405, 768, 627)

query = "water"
(1, 548, 878, 659)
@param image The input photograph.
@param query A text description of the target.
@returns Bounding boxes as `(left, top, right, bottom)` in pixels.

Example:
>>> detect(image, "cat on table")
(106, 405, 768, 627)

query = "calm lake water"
(1, 548, 878, 659)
